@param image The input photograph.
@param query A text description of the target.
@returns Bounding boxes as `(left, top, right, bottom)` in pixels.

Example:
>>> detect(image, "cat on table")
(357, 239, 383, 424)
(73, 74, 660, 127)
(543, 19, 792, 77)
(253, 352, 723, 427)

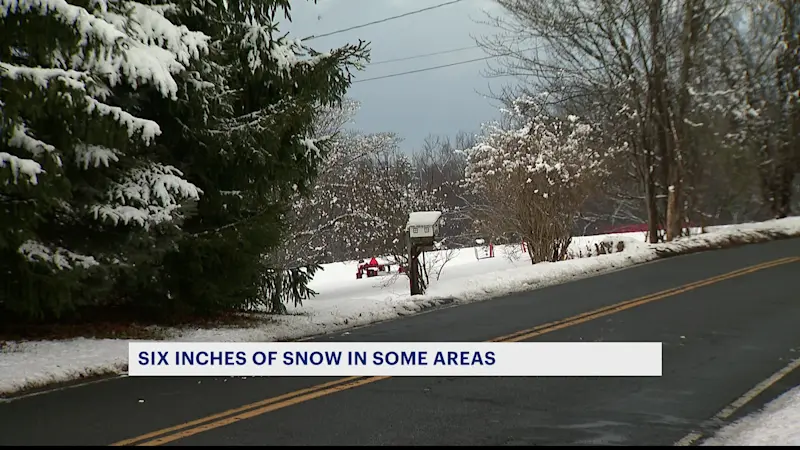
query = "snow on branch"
(125, 2, 208, 66)
(0, 0, 127, 45)
(240, 23, 331, 74)
(464, 95, 621, 196)
(291, 211, 390, 241)
(101, 44, 185, 98)
(74, 143, 119, 169)
(318, 131, 398, 176)
(213, 99, 296, 135)
(85, 95, 161, 142)
(1, 0, 210, 99)
(299, 135, 328, 160)
(0, 152, 44, 185)
(463, 94, 624, 263)
(18, 240, 100, 271)
(6, 123, 59, 161)
(0, 62, 91, 94)
(0, 64, 157, 155)
(90, 163, 201, 228)
(312, 98, 361, 137)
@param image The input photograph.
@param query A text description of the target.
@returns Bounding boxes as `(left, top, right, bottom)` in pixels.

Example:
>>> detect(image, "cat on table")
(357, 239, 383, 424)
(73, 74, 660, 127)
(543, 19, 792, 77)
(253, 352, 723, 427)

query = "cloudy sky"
(281, 0, 510, 152)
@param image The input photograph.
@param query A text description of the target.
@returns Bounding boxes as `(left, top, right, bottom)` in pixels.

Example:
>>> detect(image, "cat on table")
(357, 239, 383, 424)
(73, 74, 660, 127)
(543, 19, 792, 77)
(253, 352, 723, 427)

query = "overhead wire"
(303, 0, 466, 41)
(369, 44, 482, 66)
(297, 0, 533, 84)
(353, 46, 544, 84)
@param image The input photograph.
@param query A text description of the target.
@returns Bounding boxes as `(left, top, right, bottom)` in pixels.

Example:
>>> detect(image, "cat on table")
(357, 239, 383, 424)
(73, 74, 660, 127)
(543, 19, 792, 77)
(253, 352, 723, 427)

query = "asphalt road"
(1, 239, 799, 446)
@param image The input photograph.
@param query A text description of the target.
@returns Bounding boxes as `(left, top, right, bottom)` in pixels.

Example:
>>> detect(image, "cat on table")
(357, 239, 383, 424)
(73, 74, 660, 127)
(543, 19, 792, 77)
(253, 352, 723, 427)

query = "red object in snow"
(356, 257, 391, 279)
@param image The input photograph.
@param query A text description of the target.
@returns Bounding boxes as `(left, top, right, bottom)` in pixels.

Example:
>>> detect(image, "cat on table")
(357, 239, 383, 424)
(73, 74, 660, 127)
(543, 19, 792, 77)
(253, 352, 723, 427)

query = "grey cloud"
(281, 0, 509, 153)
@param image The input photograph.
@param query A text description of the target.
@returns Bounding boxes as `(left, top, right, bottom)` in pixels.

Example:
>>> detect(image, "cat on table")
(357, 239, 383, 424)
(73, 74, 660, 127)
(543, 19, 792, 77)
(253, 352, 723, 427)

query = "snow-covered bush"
(463, 95, 624, 264)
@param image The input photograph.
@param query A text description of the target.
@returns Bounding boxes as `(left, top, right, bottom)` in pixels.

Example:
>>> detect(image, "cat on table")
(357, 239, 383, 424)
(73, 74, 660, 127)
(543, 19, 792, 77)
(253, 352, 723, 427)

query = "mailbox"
(406, 211, 442, 245)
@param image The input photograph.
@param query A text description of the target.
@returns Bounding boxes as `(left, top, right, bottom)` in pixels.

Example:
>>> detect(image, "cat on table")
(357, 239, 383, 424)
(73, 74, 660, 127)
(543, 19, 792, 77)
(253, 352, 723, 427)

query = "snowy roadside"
(1, 217, 799, 396)
(701, 383, 800, 446)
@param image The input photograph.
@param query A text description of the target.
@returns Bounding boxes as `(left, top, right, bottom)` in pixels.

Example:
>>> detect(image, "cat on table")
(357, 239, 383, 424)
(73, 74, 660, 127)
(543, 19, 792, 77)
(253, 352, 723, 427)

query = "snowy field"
(1, 217, 799, 444)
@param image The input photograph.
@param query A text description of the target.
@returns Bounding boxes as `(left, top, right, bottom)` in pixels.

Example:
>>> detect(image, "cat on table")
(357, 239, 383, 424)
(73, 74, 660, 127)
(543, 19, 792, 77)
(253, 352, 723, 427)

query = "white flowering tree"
(0, 0, 209, 318)
(464, 95, 623, 264)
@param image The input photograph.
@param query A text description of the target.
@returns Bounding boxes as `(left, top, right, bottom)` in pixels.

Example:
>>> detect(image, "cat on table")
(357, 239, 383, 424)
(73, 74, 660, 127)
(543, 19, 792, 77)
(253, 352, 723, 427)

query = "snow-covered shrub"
(463, 95, 625, 264)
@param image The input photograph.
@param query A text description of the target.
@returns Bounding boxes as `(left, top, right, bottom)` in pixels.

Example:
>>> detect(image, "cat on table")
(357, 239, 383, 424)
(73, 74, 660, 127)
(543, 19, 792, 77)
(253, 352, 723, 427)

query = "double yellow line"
(112, 256, 799, 446)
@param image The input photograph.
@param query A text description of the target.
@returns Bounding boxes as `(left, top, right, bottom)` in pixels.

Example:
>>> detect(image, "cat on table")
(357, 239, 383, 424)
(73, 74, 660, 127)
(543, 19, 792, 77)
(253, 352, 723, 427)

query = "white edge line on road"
(674, 356, 800, 446)
(675, 431, 704, 447)
(0, 374, 130, 404)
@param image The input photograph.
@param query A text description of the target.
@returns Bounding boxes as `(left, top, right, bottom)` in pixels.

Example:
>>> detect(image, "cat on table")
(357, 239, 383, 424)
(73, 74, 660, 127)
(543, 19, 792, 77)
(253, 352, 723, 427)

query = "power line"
(353, 47, 540, 84)
(304, 0, 466, 41)
(370, 44, 481, 66)
(354, 55, 494, 83)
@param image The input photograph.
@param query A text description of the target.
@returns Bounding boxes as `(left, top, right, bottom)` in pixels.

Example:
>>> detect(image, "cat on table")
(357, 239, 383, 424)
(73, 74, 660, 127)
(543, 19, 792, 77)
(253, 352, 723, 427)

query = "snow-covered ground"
(1, 217, 799, 400)
(702, 384, 800, 446)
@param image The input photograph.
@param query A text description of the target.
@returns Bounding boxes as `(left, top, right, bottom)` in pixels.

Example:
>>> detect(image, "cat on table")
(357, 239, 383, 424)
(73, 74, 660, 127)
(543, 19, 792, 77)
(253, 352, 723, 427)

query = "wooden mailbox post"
(405, 211, 442, 296)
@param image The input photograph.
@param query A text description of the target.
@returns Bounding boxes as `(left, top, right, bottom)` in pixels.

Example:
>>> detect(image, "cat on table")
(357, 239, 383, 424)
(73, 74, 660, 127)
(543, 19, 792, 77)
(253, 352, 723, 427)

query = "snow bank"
(1, 217, 799, 395)
(702, 384, 800, 446)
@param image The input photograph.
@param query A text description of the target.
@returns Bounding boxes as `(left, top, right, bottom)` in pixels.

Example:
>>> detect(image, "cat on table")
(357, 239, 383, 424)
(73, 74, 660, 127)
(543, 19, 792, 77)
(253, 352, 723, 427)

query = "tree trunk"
(778, 0, 800, 217)
(649, 0, 677, 241)
(666, 183, 683, 240)
(646, 172, 660, 243)
(270, 270, 285, 314)
(668, 0, 702, 241)
(771, 164, 794, 218)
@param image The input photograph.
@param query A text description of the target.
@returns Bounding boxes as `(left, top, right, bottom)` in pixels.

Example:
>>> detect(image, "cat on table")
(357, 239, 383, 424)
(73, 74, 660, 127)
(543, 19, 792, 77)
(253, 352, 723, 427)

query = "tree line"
(465, 0, 799, 262)
(0, 0, 472, 324)
(2, 0, 797, 328)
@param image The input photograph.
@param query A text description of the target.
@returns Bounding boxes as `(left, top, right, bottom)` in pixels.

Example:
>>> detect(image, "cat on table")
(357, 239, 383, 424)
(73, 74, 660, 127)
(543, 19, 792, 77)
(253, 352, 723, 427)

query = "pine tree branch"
(189, 204, 277, 238)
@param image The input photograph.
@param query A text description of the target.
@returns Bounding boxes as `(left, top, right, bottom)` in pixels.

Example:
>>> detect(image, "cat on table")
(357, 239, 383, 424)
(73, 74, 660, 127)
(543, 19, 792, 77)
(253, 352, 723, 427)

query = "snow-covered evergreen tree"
(135, 0, 369, 316)
(0, 0, 209, 319)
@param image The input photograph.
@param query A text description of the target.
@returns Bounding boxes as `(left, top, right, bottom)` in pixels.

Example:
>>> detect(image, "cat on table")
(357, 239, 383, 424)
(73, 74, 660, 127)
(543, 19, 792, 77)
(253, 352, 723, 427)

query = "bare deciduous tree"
(475, 0, 783, 242)
(266, 100, 401, 271)
(412, 132, 477, 247)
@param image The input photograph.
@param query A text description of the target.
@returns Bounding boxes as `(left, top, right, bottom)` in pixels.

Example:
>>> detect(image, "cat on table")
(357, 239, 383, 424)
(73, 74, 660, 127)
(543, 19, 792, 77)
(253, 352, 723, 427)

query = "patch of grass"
(0, 310, 274, 343)
(0, 322, 171, 343)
